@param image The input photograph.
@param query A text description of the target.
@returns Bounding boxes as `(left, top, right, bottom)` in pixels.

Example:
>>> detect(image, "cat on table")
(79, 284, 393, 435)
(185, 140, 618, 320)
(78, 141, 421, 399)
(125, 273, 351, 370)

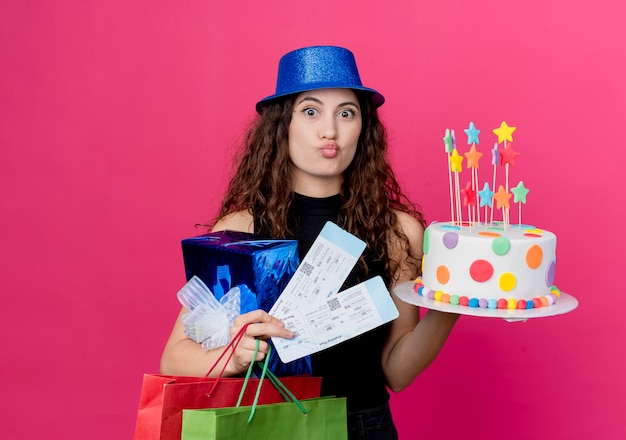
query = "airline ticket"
(270, 222, 399, 363)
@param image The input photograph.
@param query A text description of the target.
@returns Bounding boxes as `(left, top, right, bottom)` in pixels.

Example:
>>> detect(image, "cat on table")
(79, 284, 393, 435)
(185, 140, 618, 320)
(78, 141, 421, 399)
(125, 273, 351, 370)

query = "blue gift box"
(181, 230, 311, 376)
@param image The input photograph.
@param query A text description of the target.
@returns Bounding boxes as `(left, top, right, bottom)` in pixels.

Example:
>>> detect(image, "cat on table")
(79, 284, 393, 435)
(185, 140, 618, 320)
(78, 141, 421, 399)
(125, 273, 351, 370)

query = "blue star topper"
(464, 122, 480, 145)
(478, 182, 494, 207)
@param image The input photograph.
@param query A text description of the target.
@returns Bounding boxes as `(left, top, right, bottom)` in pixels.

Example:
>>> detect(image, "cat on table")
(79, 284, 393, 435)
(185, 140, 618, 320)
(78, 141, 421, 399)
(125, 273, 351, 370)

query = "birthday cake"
(413, 122, 560, 310)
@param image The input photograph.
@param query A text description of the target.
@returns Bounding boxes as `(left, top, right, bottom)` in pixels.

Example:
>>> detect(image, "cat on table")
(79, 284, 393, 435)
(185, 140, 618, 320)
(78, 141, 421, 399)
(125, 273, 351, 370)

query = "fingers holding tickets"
(227, 309, 294, 374)
(231, 310, 294, 340)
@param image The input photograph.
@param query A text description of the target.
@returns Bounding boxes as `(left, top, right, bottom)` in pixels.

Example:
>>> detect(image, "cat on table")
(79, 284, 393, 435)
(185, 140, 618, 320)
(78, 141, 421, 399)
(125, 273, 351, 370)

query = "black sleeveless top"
(256, 193, 391, 411)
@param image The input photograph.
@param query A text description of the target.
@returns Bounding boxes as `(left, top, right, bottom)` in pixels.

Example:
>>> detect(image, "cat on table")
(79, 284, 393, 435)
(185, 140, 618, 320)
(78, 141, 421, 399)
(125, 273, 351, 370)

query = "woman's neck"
(291, 174, 343, 198)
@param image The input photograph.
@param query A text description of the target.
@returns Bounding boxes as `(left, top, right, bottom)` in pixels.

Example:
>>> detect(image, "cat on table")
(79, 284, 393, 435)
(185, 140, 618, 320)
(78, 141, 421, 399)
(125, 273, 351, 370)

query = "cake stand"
(393, 281, 578, 322)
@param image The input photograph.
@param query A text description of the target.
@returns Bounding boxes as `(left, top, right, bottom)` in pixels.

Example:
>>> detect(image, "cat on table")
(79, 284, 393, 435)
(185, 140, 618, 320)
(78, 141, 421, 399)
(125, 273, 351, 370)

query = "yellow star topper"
(449, 148, 463, 172)
(493, 121, 517, 144)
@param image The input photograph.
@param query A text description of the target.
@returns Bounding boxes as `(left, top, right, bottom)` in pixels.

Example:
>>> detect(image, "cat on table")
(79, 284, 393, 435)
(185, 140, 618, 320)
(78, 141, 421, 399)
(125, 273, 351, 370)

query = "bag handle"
(236, 341, 294, 405)
(235, 338, 261, 408)
(236, 340, 307, 424)
(204, 323, 250, 396)
(203, 324, 308, 423)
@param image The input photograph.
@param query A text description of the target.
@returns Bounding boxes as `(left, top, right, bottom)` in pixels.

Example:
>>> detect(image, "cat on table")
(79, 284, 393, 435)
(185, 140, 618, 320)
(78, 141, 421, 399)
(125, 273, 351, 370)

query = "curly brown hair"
(212, 91, 426, 283)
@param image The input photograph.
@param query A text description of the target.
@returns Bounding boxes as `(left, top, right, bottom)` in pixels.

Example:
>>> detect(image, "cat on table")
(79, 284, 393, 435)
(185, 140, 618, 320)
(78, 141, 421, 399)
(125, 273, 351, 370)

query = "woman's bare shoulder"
(211, 210, 254, 233)
(391, 209, 425, 258)
(393, 210, 424, 239)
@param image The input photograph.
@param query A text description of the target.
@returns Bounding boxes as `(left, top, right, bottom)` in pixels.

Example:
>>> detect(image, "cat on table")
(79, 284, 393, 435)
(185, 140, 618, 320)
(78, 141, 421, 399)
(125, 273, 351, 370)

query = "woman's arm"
(160, 308, 293, 377)
(160, 210, 293, 377)
(381, 212, 460, 392)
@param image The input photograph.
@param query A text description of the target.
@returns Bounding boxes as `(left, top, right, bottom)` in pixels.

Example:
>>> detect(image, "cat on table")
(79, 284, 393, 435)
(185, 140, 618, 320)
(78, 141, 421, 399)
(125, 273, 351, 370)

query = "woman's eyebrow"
(296, 96, 360, 108)
(338, 101, 360, 108)
(296, 96, 323, 106)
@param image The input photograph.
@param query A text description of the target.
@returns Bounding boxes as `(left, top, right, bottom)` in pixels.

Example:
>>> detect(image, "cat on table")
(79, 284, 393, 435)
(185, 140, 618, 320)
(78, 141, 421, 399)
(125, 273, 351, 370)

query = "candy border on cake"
(412, 277, 561, 310)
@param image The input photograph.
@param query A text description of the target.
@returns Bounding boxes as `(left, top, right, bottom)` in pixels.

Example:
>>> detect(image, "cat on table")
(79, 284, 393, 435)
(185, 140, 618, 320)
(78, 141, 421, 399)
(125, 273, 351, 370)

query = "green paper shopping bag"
(180, 343, 347, 440)
(181, 396, 347, 440)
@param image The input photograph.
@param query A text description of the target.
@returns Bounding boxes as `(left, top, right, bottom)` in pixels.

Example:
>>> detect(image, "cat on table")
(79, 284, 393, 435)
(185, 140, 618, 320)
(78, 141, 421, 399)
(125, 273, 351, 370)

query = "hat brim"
(256, 86, 385, 113)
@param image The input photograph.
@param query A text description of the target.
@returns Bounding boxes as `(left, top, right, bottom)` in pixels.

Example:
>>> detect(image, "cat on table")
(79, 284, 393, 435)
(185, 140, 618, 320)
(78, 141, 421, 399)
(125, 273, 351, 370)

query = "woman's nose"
(319, 115, 337, 140)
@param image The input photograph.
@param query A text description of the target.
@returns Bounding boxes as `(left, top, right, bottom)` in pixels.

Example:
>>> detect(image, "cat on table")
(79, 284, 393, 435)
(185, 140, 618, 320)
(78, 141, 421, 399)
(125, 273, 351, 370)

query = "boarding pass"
(270, 221, 399, 363)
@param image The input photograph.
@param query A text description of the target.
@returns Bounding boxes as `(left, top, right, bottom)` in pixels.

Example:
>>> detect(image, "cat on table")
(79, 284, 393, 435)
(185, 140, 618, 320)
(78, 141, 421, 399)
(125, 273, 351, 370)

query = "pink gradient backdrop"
(1, 1, 624, 439)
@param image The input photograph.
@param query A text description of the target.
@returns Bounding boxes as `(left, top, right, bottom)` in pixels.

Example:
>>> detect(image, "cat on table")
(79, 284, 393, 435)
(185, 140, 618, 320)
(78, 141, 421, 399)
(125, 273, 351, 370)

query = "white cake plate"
(393, 281, 579, 322)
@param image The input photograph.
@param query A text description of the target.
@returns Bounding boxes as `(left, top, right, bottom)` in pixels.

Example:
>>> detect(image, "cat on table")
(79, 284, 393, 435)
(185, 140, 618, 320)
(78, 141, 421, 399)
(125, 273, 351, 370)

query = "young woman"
(161, 45, 459, 439)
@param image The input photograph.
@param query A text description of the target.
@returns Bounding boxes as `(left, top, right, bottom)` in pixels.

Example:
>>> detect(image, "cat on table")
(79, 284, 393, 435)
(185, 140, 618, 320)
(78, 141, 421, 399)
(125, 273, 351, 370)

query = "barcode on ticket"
(300, 261, 314, 276)
(327, 297, 341, 312)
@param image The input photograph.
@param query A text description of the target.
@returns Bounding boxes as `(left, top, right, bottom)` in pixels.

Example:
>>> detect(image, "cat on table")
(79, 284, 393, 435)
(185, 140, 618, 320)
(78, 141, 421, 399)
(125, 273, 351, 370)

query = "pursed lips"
(321, 142, 339, 159)
(320, 142, 339, 158)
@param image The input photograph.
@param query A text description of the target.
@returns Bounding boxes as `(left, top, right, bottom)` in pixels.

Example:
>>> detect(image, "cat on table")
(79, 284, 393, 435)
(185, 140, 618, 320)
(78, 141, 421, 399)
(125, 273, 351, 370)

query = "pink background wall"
(1, 1, 624, 439)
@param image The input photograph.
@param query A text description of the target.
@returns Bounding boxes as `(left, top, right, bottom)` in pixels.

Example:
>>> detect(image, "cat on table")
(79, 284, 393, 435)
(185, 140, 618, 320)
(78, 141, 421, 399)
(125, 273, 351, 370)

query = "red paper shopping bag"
(133, 373, 321, 440)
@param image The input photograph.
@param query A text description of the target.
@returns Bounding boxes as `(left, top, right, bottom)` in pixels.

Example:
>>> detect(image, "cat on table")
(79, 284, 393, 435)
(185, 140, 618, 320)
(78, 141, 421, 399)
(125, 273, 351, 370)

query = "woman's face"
(288, 88, 362, 196)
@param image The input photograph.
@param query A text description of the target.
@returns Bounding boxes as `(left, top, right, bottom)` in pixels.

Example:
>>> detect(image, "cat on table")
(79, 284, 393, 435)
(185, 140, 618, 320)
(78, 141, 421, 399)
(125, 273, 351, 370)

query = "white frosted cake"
(413, 121, 562, 310)
(414, 221, 559, 309)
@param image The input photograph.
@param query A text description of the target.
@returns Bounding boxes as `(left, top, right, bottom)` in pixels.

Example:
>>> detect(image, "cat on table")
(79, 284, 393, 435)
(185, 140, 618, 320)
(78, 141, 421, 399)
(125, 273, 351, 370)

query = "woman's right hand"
(228, 310, 294, 374)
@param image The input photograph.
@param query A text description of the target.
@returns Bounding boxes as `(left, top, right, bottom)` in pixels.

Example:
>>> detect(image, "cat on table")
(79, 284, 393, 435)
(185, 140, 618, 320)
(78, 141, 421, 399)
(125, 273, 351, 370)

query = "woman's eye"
(338, 109, 355, 118)
(302, 107, 319, 117)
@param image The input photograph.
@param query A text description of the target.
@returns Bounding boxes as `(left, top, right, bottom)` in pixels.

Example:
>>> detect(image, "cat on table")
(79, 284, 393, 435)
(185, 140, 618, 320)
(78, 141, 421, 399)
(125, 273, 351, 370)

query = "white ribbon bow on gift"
(176, 276, 241, 350)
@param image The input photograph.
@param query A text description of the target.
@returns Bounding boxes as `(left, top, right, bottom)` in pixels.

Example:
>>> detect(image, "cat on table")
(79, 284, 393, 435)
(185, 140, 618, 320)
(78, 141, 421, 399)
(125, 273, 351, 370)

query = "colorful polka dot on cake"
(443, 232, 459, 249)
(478, 231, 500, 237)
(469, 259, 494, 282)
(499, 273, 517, 291)
(492, 236, 511, 255)
(526, 244, 543, 269)
(436, 266, 450, 284)
(546, 261, 556, 286)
